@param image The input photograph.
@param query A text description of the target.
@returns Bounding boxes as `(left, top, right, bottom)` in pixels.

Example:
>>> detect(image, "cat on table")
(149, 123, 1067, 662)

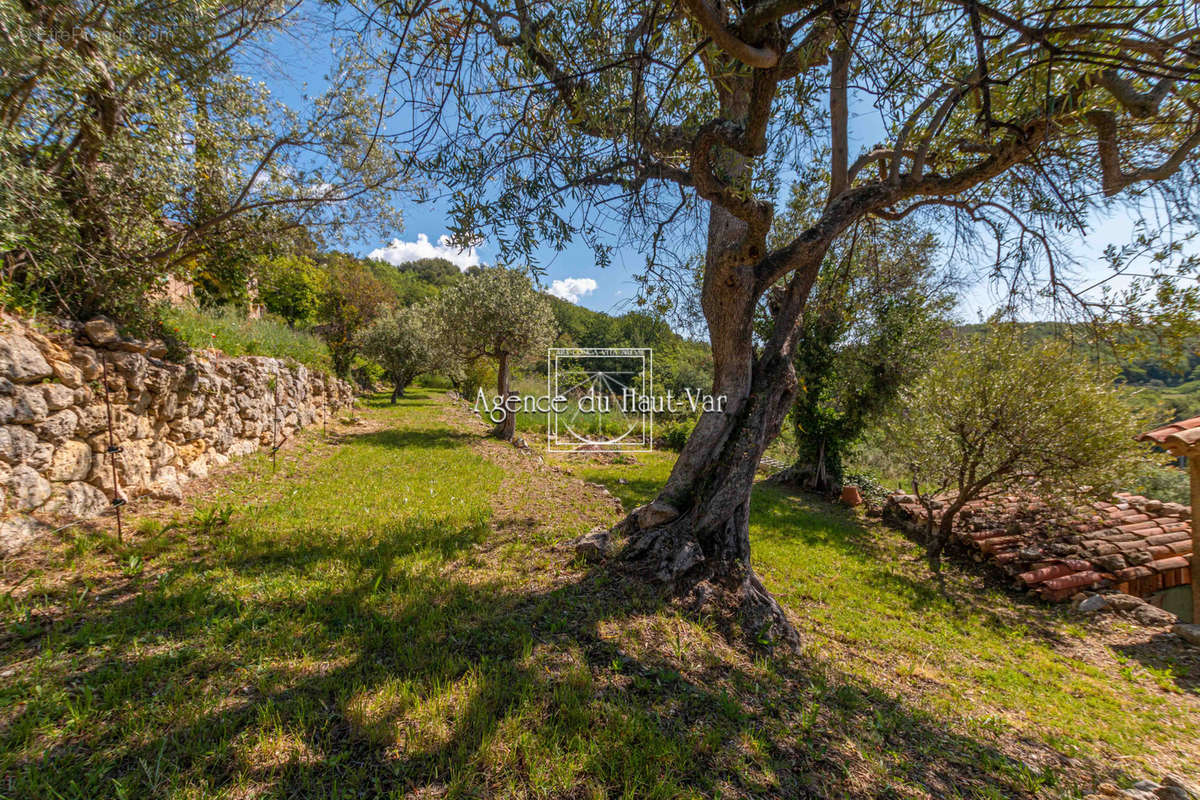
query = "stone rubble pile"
(0, 314, 354, 553)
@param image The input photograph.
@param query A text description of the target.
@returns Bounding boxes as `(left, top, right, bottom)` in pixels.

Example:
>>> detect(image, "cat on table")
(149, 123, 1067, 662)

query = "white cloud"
(368, 234, 481, 271)
(548, 277, 598, 304)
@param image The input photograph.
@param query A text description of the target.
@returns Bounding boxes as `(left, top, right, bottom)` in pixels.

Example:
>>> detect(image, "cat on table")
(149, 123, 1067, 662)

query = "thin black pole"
(99, 357, 125, 544)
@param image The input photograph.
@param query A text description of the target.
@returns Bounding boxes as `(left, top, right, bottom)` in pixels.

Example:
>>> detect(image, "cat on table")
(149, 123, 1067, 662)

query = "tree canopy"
(1, 0, 405, 329)
(359, 305, 438, 401)
(432, 267, 557, 439)
(880, 323, 1150, 570)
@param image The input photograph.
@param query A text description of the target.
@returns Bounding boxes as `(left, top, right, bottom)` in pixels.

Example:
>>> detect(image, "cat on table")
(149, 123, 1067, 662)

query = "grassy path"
(1, 391, 1196, 799)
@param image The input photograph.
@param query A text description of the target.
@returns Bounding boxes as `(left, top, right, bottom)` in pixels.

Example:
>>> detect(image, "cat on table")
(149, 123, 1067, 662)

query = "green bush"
(461, 361, 497, 400)
(418, 373, 454, 389)
(1126, 462, 1190, 504)
(163, 305, 331, 372)
(657, 418, 696, 451)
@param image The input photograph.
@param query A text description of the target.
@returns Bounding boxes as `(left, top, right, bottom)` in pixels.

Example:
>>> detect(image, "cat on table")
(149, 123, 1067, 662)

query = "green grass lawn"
(2, 392, 1196, 799)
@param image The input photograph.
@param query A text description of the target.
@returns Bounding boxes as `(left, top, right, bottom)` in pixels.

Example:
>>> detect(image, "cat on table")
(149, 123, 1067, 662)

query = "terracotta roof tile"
(1150, 556, 1190, 572)
(884, 488, 1192, 603)
(1138, 416, 1200, 454)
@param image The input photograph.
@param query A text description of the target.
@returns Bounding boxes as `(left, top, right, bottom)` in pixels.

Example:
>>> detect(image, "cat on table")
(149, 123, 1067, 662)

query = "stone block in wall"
(72, 385, 93, 406)
(8, 465, 51, 511)
(82, 317, 120, 345)
(110, 351, 148, 391)
(26, 443, 52, 472)
(71, 348, 101, 380)
(0, 332, 53, 383)
(149, 440, 175, 469)
(10, 385, 48, 424)
(42, 382, 74, 411)
(0, 425, 39, 464)
(149, 466, 183, 500)
(43, 481, 108, 519)
(48, 440, 92, 481)
(170, 417, 204, 442)
(52, 359, 83, 388)
(1, 515, 46, 555)
(75, 405, 108, 437)
(226, 440, 257, 458)
(36, 409, 78, 443)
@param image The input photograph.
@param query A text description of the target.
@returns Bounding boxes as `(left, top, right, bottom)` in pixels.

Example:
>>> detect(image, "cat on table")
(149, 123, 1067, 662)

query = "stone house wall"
(0, 314, 355, 553)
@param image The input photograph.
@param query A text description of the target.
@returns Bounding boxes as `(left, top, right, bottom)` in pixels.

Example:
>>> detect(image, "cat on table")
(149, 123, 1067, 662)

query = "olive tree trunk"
(493, 350, 516, 441)
(618, 206, 825, 648)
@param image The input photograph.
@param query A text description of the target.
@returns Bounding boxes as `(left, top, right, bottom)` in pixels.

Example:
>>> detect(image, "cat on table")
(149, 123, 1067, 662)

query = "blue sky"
(248, 7, 1187, 327)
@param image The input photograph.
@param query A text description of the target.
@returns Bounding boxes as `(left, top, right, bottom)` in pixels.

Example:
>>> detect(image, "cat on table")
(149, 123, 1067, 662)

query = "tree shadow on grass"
(1, 510, 1135, 799)
(347, 426, 481, 452)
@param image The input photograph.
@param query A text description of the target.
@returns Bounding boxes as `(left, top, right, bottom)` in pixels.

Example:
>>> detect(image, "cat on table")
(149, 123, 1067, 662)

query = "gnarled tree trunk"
(617, 205, 826, 648)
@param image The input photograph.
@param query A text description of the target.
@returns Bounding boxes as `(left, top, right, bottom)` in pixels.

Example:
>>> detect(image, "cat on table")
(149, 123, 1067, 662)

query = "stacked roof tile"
(1136, 417, 1200, 454)
(885, 492, 1193, 602)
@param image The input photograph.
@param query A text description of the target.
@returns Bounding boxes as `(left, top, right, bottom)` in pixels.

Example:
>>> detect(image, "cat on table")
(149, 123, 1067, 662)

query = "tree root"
(616, 518, 802, 653)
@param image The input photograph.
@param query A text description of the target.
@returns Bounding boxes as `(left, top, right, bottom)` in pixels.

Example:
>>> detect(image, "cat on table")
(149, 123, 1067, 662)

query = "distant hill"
(358, 254, 714, 394)
(958, 322, 1200, 422)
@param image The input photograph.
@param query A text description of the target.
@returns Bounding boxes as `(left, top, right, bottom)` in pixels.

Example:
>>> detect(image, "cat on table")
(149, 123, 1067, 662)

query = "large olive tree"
(432, 267, 557, 440)
(374, 0, 1200, 643)
(1, 0, 405, 328)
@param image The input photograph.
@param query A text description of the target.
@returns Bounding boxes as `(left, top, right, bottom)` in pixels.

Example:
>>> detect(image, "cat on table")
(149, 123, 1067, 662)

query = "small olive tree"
(432, 267, 557, 440)
(881, 324, 1149, 572)
(358, 305, 436, 402)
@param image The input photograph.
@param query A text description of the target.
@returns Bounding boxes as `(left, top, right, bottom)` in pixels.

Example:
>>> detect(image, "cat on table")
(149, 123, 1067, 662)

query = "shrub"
(460, 361, 497, 400)
(163, 305, 331, 372)
(658, 418, 696, 451)
(1126, 462, 1190, 505)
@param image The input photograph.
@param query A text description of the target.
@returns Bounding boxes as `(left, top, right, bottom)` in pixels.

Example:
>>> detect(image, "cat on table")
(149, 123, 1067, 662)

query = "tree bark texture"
(619, 201, 827, 648)
(493, 350, 516, 441)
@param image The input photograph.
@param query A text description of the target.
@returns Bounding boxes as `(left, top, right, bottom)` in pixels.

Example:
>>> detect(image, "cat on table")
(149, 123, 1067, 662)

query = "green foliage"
(358, 305, 437, 401)
(0, 0, 404, 329)
(657, 418, 695, 451)
(314, 255, 394, 379)
(432, 267, 557, 394)
(548, 296, 712, 401)
(361, 256, 463, 307)
(782, 217, 953, 490)
(1126, 461, 1190, 505)
(958, 322, 1200, 425)
(163, 305, 331, 371)
(880, 323, 1153, 566)
(257, 255, 328, 327)
(458, 360, 497, 400)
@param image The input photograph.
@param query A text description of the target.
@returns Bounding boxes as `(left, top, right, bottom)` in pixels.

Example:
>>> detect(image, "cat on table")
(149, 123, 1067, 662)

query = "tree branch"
(679, 0, 779, 68)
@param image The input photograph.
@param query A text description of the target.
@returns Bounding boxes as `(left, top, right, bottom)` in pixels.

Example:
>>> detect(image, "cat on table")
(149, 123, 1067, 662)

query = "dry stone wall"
(0, 313, 354, 553)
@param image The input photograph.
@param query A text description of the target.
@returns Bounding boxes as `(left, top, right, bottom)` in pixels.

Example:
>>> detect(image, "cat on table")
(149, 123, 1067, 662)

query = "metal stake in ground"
(99, 356, 126, 543)
(271, 374, 279, 472)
